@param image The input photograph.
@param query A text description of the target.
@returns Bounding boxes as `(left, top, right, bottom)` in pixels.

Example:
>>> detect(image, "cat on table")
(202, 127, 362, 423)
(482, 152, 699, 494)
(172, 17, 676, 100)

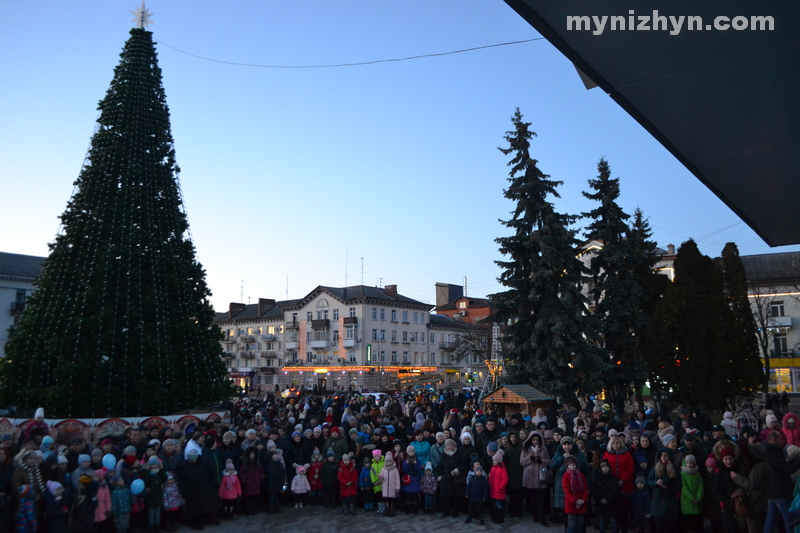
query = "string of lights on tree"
(1, 8, 229, 418)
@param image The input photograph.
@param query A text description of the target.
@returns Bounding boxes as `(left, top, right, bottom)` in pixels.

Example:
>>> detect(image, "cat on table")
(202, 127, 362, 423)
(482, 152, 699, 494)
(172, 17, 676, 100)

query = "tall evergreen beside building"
(489, 109, 607, 399)
(1, 28, 229, 417)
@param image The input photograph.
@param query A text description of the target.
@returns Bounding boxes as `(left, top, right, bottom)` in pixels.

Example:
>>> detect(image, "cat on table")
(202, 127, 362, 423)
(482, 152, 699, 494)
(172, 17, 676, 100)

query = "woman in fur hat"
(520, 430, 551, 527)
(712, 439, 743, 533)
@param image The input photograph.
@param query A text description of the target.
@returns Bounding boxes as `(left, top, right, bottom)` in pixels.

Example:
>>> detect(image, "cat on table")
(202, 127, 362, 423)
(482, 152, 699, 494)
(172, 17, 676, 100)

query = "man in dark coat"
(177, 450, 220, 530)
(764, 431, 800, 532)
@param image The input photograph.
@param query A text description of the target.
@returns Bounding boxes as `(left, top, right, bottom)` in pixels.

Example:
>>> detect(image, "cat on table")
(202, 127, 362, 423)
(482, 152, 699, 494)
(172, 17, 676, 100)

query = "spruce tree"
(644, 240, 730, 410)
(490, 109, 607, 399)
(1, 27, 229, 418)
(718, 242, 764, 397)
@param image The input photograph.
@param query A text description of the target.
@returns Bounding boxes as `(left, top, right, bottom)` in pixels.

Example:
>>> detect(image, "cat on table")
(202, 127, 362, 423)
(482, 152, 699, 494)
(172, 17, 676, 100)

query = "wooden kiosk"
(481, 384, 553, 416)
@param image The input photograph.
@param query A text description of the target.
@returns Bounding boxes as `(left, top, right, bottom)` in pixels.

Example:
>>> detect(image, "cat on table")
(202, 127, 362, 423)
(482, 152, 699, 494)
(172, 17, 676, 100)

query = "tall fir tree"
(1, 27, 229, 418)
(489, 109, 607, 399)
(644, 240, 737, 410)
(718, 242, 764, 396)
(581, 160, 656, 407)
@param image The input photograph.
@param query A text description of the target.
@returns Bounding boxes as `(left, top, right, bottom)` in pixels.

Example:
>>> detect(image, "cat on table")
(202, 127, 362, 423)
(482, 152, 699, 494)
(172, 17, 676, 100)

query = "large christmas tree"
(1, 18, 229, 418)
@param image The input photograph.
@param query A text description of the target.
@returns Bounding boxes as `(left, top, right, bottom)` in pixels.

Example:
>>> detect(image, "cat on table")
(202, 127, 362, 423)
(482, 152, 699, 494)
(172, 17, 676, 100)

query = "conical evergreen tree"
(490, 109, 607, 399)
(1, 27, 229, 418)
(718, 242, 764, 397)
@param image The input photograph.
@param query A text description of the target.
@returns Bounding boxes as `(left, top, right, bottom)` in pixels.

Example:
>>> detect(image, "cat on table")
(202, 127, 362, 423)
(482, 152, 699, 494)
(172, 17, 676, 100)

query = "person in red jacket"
(782, 412, 800, 447)
(338, 454, 358, 515)
(488, 450, 508, 524)
(563, 455, 588, 533)
(602, 435, 634, 531)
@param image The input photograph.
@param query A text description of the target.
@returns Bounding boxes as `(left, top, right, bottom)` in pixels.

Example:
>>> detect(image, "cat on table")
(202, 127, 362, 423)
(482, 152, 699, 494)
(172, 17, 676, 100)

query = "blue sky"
(2, 1, 796, 310)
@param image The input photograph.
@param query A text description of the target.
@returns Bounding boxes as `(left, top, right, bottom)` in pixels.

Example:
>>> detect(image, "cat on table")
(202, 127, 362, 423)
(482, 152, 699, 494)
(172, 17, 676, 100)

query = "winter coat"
(95, 483, 112, 521)
(466, 473, 488, 503)
(143, 469, 166, 508)
(370, 456, 385, 494)
(429, 442, 446, 476)
(551, 446, 589, 509)
(238, 461, 264, 497)
(439, 449, 467, 499)
(766, 441, 800, 498)
(44, 491, 71, 533)
(157, 451, 182, 474)
(602, 445, 635, 495)
(562, 470, 588, 515)
(290, 473, 310, 494)
(721, 411, 737, 439)
(488, 462, 508, 500)
(176, 457, 218, 517)
(520, 431, 551, 490)
(420, 473, 438, 495)
(308, 461, 323, 491)
(266, 457, 286, 495)
(338, 460, 358, 498)
(321, 460, 339, 488)
(358, 466, 372, 490)
(379, 463, 401, 499)
(401, 459, 422, 493)
(732, 461, 770, 515)
(15, 495, 37, 533)
(784, 413, 800, 447)
(322, 436, 349, 461)
(218, 472, 242, 501)
(162, 482, 183, 511)
(410, 440, 431, 467)
(647, 464, 682, 519)
(591, 471, 621, 515)
(110, 486, 132, 515)
(504, 437, 524, 490)
(680, 468, 704, 516)
(216, 445, 240, 474)
(631, 486, 652, 519)
(73, 482, 99, 533)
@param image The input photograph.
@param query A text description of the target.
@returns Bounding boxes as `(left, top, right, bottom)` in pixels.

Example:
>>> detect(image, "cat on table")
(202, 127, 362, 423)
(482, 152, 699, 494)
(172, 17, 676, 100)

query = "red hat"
(476, 410, 483, 415)
(718, 447, 735, 460)
(450, 408, 458, 414)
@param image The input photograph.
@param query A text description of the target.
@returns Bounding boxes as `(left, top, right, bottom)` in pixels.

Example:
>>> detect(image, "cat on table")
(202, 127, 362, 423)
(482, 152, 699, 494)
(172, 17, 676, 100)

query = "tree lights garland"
(2, 27, 228, 417)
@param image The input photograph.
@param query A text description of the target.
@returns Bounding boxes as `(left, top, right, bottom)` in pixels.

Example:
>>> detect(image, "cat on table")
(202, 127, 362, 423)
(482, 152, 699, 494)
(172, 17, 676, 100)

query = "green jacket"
(680, 469, 704, 515)
(370, 456, 385, 494)
(322, 436, 349, 461)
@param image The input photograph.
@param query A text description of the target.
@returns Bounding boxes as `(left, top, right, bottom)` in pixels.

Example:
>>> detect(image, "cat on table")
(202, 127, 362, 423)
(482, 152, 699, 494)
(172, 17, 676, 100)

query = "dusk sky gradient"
(3, 1, 796, 310)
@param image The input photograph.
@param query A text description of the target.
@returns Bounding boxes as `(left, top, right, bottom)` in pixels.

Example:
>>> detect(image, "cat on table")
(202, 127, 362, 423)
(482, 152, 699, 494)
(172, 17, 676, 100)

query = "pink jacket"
(218, 472, 242, 501)
(783, 413, 800, 446)
(95, 484, 112, 522)
(379, 464, 401, 499)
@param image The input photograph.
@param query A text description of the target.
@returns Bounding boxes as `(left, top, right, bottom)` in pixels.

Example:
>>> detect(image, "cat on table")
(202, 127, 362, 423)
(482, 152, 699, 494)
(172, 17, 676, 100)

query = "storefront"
(281, 366, 439, 392)
(762, 358, 800, 392)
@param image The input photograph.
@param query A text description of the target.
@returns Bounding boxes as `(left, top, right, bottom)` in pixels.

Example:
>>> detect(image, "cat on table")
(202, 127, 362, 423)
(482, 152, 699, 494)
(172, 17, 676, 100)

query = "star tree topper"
(130, 1, 155, 29)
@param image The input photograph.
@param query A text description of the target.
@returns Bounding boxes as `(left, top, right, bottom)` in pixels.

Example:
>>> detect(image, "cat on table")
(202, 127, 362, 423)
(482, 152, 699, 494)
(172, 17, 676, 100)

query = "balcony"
(285, 321, 300, 330)
(224, 337, 237, 343)
(439, 341, 459, 351)
(311, 319, 330, 330)
(343, 316, 358, 325)
(259, 367, 277, 374)
(239, 351, 256, 359)
(263, 351, 278, 358)
(309, 340, 329, 349)
(768, 316, 793, 329)
(262, 334, 276, 341)
(343, 338, 358, 348)
(222, 352, 234, 359)
(285, 341, 299, 350)
(241, 335, 256, 343)
(770, 348, 795, 358)
(9, 301, 25, 316)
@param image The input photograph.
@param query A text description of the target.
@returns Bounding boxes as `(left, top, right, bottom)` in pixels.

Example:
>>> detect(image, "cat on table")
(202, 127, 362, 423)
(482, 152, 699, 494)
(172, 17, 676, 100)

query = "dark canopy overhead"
(506, 0, 800, 246)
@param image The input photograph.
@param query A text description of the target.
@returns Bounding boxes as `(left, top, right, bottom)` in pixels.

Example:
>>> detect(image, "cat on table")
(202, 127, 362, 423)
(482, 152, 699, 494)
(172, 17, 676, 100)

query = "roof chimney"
(228, 302, 246, 320)
(435, 282, 463, 308)
(258, 298, 275, 317)
(667, 243, 675, 255)
(384, 284, 398, 299)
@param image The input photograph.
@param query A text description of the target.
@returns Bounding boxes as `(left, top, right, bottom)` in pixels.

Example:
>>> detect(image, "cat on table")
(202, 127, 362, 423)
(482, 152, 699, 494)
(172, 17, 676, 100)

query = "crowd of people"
(1, 389, 799, 533)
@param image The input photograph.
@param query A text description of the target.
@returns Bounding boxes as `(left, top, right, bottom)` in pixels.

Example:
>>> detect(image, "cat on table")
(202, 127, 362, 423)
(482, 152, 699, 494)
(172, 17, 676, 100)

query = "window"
(349, 307, 357, 317)
(391, 330, 397, 342)
(430, 333, 436, 343)
(345, 325, 357, 339)
(317, 310, 328, 319)
(391, 351, 398, 363)
(348, 350, 356, 362)
(333, 330, 339, 342)
(264, 376, 274, 385)
(257, 327, 263, 335)
(458, 301, 467, 309)
(267, 326, 274, 334)
(265, 359, 273, 367)
(380, 351, 386, 363)
(306, 312, 313, 322)
(403, 351, 409, 363)
(238, 328, 245, 335)
(420, 332, 425, 343)
(372, 329, 378, 341)
(431, 352, 436, 363)
(771, 301, 786, 317)
(391, 310, 397, 322)
(774, 333, 790, 357)
(372, 307, 378, 320)
(411, 332, 418, 342)
(402, 311, 409, 323)
(333, 309, 339, 320)
(306, 352, 314, 362)
(413, 312, 418, 323)
(228, 329, 234, 337)
(380, 329, 386, 341)
(402, 331, 408, 342)
(247, 327, 253, 335)
(420, 314, 426, 325)
(380, 308, 386, 321)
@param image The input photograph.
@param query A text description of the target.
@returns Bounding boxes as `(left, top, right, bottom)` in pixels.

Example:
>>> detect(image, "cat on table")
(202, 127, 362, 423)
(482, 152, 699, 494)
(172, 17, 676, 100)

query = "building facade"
(0, 252, 45, 358)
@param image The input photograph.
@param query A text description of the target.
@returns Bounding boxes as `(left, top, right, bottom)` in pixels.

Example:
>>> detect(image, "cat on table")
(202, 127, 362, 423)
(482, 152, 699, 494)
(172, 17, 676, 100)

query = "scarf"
(20, 462, 45, 496)
(566, 468, 586, 495)
(681, 464, 698, 475)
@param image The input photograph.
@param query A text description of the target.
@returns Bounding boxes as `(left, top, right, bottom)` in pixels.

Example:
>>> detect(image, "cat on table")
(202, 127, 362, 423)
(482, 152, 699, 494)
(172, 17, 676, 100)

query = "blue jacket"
(358, 466, 372, 489)
(466, 473, 489, 503)
(401, 460, 422, 494)
(410, 440, 431, 467)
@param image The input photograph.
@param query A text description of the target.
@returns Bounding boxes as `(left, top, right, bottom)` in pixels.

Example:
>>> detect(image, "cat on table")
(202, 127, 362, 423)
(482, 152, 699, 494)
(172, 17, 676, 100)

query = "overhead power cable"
(154, 37, 544, 68)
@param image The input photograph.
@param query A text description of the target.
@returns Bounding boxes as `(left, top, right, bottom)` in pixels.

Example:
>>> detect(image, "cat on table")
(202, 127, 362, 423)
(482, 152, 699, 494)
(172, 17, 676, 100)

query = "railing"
(439, 341, 459, 350)
(770, 348, 795, 358)
(285, 321, 299, 329)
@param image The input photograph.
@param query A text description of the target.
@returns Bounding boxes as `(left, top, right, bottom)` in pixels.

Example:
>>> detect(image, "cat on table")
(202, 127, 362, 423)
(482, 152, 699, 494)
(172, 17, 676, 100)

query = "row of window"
(227, 325, 282, 337)
(225, 342, 280, 352)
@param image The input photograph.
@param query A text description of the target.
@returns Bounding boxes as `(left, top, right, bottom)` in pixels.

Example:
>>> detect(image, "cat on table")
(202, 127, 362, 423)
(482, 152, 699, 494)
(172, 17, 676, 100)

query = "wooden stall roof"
(482, 384, 553, 404)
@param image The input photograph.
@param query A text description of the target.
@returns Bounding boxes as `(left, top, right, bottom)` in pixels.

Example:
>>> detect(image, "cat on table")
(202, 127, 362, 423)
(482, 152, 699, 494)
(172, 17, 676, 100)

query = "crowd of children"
(1, 390, 799, 533)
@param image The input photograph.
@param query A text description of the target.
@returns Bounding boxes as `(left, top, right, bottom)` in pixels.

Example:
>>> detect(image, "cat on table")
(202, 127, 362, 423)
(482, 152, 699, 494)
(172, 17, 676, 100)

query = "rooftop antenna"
(345, 245, 349, 298)
(240, 280, 244, 302)
(361, 257, 364, 286)
(286, 274, 289, 301)
(464, 276, 468, 297)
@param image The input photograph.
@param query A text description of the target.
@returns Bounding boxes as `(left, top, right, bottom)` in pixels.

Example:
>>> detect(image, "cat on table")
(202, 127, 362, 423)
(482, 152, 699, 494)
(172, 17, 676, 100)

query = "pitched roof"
(318, 285, 432, 307)
(742, 251, 800, 286)
(435, 296, 492, 312)
(484, 384, 553, 403)
(0, 252, 45, 282)
(213, 298, 300, 324)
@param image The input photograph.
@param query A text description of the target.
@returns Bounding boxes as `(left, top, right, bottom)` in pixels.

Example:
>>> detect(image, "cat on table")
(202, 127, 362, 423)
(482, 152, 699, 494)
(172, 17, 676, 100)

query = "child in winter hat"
(291, 464, 311, 508)
(419, 462, 438, 514)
